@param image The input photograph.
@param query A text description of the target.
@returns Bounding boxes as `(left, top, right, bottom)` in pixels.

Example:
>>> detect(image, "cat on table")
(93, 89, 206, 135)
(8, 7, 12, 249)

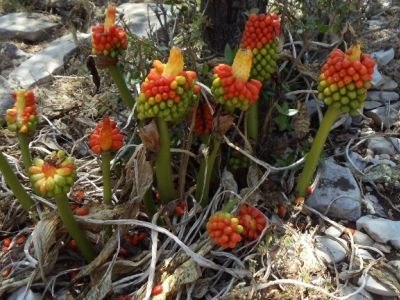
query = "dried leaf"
(84, 269, 112, 300)
(292, 101, 310, 139)
(138, 120, 160, 153)
(213, 114, 235, 136)
(221, 169, 238, 194)
(247, 164, 262, 188)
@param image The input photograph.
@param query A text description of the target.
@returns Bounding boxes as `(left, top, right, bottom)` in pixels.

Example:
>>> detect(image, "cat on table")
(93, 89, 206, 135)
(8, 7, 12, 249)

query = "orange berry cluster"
(241, 13, 280, 82)
(29, 150, 76, 197)
(6, 89, 38, 134)
(318, 46, 375, 115)
(207, 212, 243, 249)
(192, 101, 214, 135)
(211, 64, 262, 112)
(88, 116, 124, 155)
(137, 69, 200, 122)
(91, 6, 127, 58)
(238, 205, 268, 240)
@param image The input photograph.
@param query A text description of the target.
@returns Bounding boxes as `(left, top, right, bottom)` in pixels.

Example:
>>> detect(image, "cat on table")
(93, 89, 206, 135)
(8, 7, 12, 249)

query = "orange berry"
(151, 284, 163, 295)
(74, 207, 89, 216)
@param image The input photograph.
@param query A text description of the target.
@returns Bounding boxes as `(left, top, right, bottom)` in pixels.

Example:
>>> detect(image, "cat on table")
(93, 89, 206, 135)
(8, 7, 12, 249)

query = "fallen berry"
(175, 201, 185, 216)
(238, 205, 267, 240)
(74, 207, 89, 216)
(67, 239, 78, 250)
(2, 268, 11, 278)
(151, 284, 163, 295)
(3, 238, 11, 248)
(16, 236, 26, 245)
(277, 204, 286, 218)
(118, 247, 128, 256)
(207, 212, 243, 248)
(307, 185, 313, 195)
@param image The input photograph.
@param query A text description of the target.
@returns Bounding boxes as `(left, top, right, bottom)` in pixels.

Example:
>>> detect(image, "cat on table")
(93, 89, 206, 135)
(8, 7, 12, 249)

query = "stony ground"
(1, 1, 400, 299)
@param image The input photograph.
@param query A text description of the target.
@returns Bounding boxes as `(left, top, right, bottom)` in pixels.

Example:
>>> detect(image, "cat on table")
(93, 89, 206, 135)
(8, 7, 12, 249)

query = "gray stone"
(352, 231, 374, 247)
(118, 3, 171, 38)
(378, 76, 398, 91)
(390, 138, 400, 153)
(367, 137, 395, 155)
(365, 103, 400, 129)
(340, 284, 373, 300)
(355, 249, 374, 261)
(371, 66, 384, 88)
(373, 242, 391, 253)
(367, 91, 399, 102)
(0, 12, 59, 42)
(307, 160, 362, 221)
(0, 77, 15, 125)
(325, 226, 343, 238)
(372, 48, 395, 66)
(364, 100, 382, 110)
(315, 236, 347, 264)
(0, 42, 30, 71)
(348, 151, 367, 171)
(388, 260, 400, 271)
(362, 193, 387, 218)
(8, 33, 89, 88)
(358, 274, 397, 297)
(356, 215, 400, 249)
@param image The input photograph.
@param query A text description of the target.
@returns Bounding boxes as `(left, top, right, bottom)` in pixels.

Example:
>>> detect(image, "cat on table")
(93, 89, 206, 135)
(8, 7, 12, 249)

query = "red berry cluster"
(192, 101, 215, 135)
(88, 116, 124, 155)
(123, 231, 148, 246)
(241, 13, 280, 82)
(237, 205, 268, 240)
(175, 201, 185, 216)
(206, 212, 243, 249)
(137, 70, 200, 122)
(91, 6, 127, 58)
(318, 45, 375, 115)
(6, 89, 38, 134)
(212, 64, 262, 112)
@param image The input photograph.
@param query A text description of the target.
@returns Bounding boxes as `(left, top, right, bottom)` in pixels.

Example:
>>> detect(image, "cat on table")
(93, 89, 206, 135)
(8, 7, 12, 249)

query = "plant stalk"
(0, 151, 35, 212)
(155, 118, 177, 204)
(247, 102, 258, 143)
(296, 106, 341, 197)
(55, 193, 95, 262)
(196, 136, 221, 207)
(101, 152, 112, 205)
(143, 188, 157, 218)
(107, 65, 134, 110)
(17, 132, 32, 171)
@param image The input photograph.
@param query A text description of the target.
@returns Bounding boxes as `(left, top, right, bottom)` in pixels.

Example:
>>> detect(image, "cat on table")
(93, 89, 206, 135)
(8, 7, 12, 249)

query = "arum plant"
(91, 5, 134, 109)
(197, 49, 262, 206)
(6, 89, 39, 171)
(29, 150, 95, 262)
(88, 116, 124, 205)
(296, 44, 375, 198)
(241, 13, 280, 143)
(136, 47, 200, 204)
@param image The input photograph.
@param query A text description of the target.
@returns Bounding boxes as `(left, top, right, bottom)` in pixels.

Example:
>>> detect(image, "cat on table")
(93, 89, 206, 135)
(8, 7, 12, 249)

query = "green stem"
(17, 132, 32, 171)
(55, 193, 95, 262)
(296, 106, 341, 197)
(195, 136, 221, 207)
(0, 151, 35, 212)
(144, 188, 157, 218)
(107, 65, 134, 110)
(101, 152, 112, 205)
(247, 102, 258, 143)
(220, 199, 240, 213)
(155, 118, 177, 204)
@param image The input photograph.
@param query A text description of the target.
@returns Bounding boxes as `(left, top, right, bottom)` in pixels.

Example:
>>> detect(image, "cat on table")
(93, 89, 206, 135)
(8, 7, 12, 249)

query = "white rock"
(340, 283, 373, 300)
(352, 231, 374, 247)
(307, 160, 361, 221)
(356, 215, 400, 249)
(367, 91, 400, 102)
(372, 48, 395, 66)
(348, 152, 367, 171)
(355, 249, 375, 261)
(325, 226, 343, 238)
(0, 12, 59, 42)
(8, 33, 89, 88)
(315, 236, 347, 264)
(362, 193, 387, 218)
(358, 274, 397, 297)
(364, 100, 382, 110)
(373, 242, 391, 253)
(367, 137, 395, 155)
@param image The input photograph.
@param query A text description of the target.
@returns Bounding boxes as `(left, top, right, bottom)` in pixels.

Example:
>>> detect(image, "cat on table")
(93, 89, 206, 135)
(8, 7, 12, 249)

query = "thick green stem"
(101, 152, 112, 205)
(17, 132, 32, 171)
(296, 106, 341, 197)
(0, 151, 35, 212)
(247, 102, 258, 143)
(155, 118, 177, 204)
(55, 193, 95, 262)
(195, 136, 221, 207)
(144, 188, 157, 218)
(107, 65, 134, 110)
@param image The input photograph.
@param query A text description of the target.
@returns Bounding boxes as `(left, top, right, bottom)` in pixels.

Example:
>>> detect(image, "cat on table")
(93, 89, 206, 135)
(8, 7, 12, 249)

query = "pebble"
(365, 103, 400, 129)
(388, 260, 400, 271)
(367, 137, 395, 155)
(355, 249, 375, 261)
(315, 236, 347, 264)
(372, 242, 391, 253)
(348, 151, 367, 171)
(340, 283, 373, 300)
(325, 226, 343, 238)
(358, 274, 397, 297)
(363, 100, 382, 110)
(351, 231, 374, 247)
(371, 48, 395, 66)
(367, 91, 400, 102)
(362, 193, 387, 218)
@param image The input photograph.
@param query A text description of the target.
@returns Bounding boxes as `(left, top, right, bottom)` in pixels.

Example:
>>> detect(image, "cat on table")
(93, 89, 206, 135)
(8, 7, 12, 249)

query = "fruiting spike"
(346, 44, 361, 61)
(104, 5, 116, 33)
(6, 89, 38, 134)
(99, 116, 113, 151)
(162, 47, 184, 77)
(232, 49, 253, 82)
(15, 89, 26, 120)
(88, 116, 124, 154)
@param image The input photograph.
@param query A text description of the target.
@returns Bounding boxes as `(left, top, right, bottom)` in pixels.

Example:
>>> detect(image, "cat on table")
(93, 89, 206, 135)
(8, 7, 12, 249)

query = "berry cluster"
(91, 5, 127, 58)
(317, 45, 375, 115)
(136, 60, 200, 123)
(211, 65, 262, 112)
(123, 231, 148, 246)
(6, 89, 38, 134)
(228, 150, 249, 171)
(29, 150, 76, 197)
(237, 205, 268, 240)
(88, 116, 124, 154)
(192, 101, 214, 135)
(241, 13, 280, 82)
(207, 212, 243, 249)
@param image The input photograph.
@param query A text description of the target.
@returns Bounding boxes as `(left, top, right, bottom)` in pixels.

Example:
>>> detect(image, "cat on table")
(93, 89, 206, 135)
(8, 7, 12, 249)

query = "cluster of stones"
(91, 5, 127, 58)
(241, 13, 280, 82)
(6, 89, 38, 134)
(207, 212, 243, 249)
(192, 101, 214, 135)
(237, 205, 268, 240)
(211, 64, 262, 112)
(228, 150, 249, 171)
(88, 116, 124, 154)
(137, 68, 200, 123)
(29, 150, 76, 197)
(318, 47, 375, 115)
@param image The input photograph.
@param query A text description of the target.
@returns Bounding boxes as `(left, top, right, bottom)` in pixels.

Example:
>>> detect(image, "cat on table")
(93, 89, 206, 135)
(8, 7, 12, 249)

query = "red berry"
(67, 239, 78, 250)
(151, 284, 163, 295)
(238, 205, 267, 240)
(74, 207, 89, 216)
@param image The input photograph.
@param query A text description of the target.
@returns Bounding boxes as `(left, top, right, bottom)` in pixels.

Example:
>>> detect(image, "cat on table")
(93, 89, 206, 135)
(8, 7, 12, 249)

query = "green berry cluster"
(251, 41, 279, 81)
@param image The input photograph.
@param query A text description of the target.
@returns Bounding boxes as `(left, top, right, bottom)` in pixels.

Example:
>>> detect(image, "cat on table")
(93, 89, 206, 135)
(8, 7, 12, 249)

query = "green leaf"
(224, 44, 234, 64)
(273, 114, 290, 131)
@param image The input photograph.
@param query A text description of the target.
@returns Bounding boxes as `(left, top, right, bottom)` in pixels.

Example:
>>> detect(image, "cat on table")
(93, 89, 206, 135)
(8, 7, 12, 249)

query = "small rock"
(367, 91, 400, 102)
(364, 100, 383, 110)
(356, 249, 375, 261)
(347, 151, 367, 171)
(372, 48, 395, 66)
(371, 66, 384, 87)
(315, 236, 347, 264)
(390, 138, 400, 153)
(367, 137, 395, 155)
(351, 231, 374, 247)
(367, 19, 388, 30)
(373, 242, 391, 253)
(365, 103, 400, 129)
(307, 160, 361, 221)
(358, 274, 397, 297)
(362, 193, 387, 218)
(0, 12, 59, 42)
(378, 76, 398, 91)
(340, 283, 373, 300)
(325, 226, 343, 238)
(388, 260, 400, 271)
(356, 215, 400, 249)
(0, 77, 15, 125)
(0, 42, 30, 71)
